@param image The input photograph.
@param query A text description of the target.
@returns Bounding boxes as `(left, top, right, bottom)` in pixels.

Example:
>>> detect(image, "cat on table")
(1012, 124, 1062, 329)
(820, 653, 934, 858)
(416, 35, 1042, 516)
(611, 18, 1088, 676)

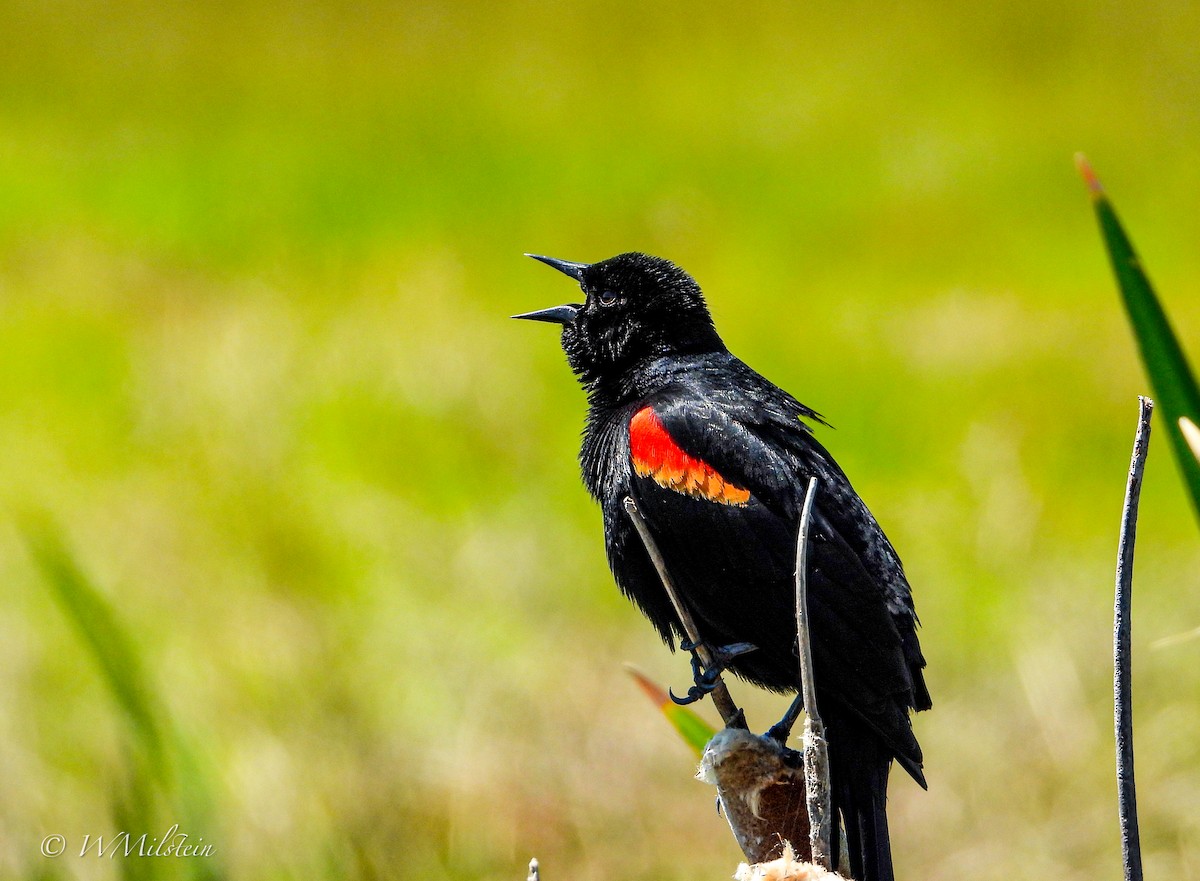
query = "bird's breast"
(579, 405, 637, 504)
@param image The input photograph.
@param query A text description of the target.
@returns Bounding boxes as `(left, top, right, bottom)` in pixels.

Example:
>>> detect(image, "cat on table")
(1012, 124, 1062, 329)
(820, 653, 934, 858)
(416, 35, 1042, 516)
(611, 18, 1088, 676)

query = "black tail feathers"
(827, 713, 897, 881)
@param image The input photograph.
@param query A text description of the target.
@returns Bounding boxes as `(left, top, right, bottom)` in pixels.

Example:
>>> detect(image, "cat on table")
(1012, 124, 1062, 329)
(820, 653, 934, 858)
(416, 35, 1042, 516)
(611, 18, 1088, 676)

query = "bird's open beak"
(511, 304, 580, 324)
(525, 253, 589, 281)
(515, 253, 590, 324)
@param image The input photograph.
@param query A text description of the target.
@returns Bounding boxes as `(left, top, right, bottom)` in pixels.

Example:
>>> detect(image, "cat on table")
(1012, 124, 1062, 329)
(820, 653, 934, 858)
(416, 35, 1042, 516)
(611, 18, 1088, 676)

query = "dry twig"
(624, 496, 746, 728)
(1114, 396, 1151, 881)
(792, 478, 832, 869)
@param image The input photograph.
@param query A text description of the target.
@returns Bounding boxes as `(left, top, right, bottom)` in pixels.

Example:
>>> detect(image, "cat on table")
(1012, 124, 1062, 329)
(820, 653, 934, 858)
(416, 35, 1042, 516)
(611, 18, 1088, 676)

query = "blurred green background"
(2, 2, 1199, 879)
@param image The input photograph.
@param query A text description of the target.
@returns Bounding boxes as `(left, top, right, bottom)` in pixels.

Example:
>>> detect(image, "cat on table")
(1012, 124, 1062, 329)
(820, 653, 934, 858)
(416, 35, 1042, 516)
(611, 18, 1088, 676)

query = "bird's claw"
(669, 684, 712, 706)
(670, 639, 758, 705)
(766, 693, 807, 744)
(708, 641, 758, 668)
(765, 720, 792, 743)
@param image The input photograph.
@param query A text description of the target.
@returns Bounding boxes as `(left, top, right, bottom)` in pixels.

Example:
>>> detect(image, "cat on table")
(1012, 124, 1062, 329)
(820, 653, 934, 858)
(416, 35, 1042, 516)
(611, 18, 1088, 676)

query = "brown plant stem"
(623, 496, 746, 728)
(1115, 396, 1151, 881)
(792, 478, 832, 869)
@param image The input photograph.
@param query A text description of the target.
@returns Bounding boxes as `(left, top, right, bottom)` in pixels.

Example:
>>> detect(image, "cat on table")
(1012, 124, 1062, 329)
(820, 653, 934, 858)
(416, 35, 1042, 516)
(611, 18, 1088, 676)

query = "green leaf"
(23, 517, 169, 774)
(627, 666, 717, 758)
(1181, 417, 1200, 466)
(23, 516, 225, 881)
(1078, 155, 1200, 520)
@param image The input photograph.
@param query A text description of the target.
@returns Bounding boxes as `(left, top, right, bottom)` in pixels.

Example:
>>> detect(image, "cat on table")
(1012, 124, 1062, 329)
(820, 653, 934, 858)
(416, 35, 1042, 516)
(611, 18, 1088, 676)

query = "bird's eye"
(598, 290, 619, 306)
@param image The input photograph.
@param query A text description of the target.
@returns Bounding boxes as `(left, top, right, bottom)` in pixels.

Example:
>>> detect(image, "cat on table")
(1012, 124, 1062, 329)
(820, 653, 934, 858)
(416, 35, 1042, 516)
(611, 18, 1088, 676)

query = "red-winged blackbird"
(515, 252, 930, 881)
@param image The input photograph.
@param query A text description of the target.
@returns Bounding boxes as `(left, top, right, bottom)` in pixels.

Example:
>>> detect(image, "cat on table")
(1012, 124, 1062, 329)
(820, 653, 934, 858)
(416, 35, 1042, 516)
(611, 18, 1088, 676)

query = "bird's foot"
(669, 639, 757, 706)
(765, 719, 793, 743)
(766, 693, 806, 744)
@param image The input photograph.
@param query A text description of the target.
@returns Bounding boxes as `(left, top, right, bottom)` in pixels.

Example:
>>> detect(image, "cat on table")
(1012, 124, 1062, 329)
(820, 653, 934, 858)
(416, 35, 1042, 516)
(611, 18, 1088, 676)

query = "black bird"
(515, 252, 930, 881)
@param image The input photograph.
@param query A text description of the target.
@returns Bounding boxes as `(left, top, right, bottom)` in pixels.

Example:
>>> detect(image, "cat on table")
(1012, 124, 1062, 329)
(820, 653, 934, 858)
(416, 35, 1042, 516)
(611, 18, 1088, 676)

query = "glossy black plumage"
(516, 252, 930, 881)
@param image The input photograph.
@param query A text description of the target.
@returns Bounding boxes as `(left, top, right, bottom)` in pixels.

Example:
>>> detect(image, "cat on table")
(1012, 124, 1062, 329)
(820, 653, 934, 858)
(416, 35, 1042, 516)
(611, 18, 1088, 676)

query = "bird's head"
(514, 252, 725, 389)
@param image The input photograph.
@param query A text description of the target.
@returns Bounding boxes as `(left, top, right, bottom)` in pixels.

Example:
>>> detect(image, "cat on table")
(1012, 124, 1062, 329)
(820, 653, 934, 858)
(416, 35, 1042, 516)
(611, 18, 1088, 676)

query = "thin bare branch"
(793, 478, 832, 870)
(1115, 396, 1151, 881)
(794, 478, 822, 727)
(623, 496, 746, 728)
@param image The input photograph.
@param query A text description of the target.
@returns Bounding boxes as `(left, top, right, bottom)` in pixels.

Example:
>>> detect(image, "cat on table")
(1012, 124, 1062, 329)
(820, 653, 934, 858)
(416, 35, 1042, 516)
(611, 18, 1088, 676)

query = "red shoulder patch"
(629, 406, 750, 506)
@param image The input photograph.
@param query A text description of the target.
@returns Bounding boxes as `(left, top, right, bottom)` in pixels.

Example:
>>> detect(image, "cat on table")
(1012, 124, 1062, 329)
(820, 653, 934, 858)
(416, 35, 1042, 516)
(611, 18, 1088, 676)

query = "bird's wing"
(629, 403, 761, 507)
(633, 390, 928, 778)
(633, 387, 822, 518)
(647, 375, 925, 632)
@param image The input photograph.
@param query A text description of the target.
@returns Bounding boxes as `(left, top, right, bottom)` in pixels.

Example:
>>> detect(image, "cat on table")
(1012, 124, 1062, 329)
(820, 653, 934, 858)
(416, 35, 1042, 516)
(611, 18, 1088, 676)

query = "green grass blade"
(1078, 155, 1200, 519)
(627, 666, 717, 758)
(1181, 417, 1200, 465)
(23, 517, 225, 881)
(23, 517, 168, 775)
